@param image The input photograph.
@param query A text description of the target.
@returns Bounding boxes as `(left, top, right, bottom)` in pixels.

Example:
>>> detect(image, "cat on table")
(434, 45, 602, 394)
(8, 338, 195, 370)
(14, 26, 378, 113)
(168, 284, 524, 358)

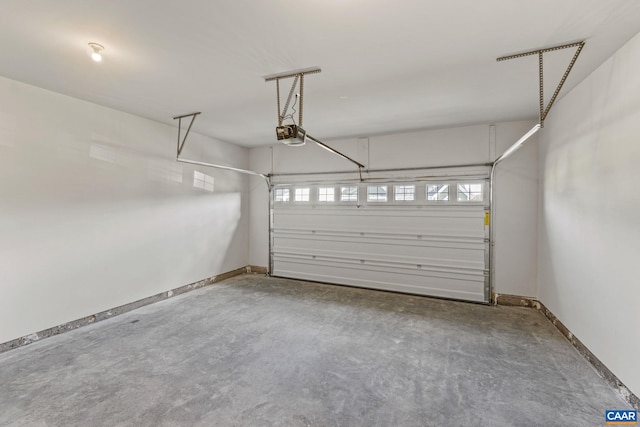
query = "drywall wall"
(249, 120, 538, 297)
(0, 76, 249, 344)
(538, 31, 640, 397)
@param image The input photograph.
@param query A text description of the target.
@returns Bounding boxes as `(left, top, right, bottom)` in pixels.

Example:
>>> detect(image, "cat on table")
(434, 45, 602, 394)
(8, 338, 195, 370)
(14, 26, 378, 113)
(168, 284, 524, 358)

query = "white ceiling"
(1, 0, 639, 148)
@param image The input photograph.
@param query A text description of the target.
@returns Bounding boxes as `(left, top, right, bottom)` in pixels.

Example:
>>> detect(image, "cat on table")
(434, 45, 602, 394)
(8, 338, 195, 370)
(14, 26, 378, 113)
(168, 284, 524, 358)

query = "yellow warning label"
(484, 212, 490, 226)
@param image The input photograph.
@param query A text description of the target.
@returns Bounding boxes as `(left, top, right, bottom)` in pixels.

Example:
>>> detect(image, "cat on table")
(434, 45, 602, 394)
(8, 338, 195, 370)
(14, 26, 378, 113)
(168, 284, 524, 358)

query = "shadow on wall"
(0, 190, 242, 344)
(537, 43, 640, 398)
(0, 126, 244, 343)
(0, 76, 249, 344)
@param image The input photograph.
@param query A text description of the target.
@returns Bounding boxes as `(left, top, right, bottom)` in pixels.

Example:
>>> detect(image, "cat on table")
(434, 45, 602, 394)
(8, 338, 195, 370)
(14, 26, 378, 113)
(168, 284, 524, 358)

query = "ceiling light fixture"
(88, 43, 104, 62)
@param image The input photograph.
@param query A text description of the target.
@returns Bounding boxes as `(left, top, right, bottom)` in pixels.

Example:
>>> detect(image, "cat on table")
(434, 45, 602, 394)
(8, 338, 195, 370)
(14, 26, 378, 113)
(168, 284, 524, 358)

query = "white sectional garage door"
(271, 179, 490, 303)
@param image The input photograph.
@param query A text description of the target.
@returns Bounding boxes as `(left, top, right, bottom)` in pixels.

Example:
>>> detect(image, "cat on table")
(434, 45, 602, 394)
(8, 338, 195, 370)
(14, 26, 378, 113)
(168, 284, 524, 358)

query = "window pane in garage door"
(367, 186, 388, 202)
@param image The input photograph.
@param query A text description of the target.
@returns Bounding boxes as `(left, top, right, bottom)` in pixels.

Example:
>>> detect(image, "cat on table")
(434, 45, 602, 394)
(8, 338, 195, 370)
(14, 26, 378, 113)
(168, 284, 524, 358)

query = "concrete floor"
(0, 275, 627, 426)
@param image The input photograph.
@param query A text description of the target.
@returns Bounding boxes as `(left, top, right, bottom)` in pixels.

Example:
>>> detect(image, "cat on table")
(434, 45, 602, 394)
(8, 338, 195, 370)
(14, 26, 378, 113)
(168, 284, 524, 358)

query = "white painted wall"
(0, 77, 249, 344)
(249, 120, 539, 297)
(538, 32, 640, 397)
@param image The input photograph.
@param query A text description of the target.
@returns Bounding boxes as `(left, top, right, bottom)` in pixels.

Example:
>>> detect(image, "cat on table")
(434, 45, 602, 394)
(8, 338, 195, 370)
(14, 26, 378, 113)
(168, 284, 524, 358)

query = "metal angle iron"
(264, 67, 365, 170)
(496, 41, 586, 126)
(489, 41, 585, 305)
(171, 112, 270, 186)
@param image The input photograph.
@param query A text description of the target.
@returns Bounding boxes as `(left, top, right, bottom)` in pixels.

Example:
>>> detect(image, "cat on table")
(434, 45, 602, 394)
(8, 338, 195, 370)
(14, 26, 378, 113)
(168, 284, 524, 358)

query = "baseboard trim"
(0, 266, 248, 354)
(492, 293, 539, 308)
(495, 293, 639, 410)
(246, 265, 268, 275)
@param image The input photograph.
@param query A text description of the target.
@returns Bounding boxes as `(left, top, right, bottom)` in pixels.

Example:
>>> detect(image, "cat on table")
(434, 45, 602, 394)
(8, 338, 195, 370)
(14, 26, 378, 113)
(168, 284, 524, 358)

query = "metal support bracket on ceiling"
(174, 112, 201, 157)
(487, 41, 585, 302)
(172, 112, 270, 187)
(489, 41, 586, 304)
(264, 66, 322, 128)
(497, 41, 585, 127)
(264, 67, 366, 172)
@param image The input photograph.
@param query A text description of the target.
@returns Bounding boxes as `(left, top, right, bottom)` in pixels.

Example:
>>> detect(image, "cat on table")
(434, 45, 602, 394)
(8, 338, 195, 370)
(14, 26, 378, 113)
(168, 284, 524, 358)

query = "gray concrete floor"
(0, 275, 627, 426)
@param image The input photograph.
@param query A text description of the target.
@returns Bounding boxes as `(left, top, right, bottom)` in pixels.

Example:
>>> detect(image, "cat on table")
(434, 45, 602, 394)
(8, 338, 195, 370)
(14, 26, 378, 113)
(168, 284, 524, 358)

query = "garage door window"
(367, 186, 388, 202)
(427, 184, 449, 201)
(318, 187, 335, 202)
(295, 188, 310, 202)
(457, 183, 483, 201)
(394, 185, 415, 201)
(341, 186, 358, 201)
(274, 188, 290, 202)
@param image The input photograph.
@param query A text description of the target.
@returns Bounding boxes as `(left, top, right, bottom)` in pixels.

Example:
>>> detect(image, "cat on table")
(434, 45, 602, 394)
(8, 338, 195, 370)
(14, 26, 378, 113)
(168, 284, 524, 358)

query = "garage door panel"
(273, 251, 486, 276)
(274, 231, 484, 246)
(272, 237, 486, 270)
(274, 210, 484, 237)
(273, 223, 485, 239)
(272, 259, 486, 303)
(273, 255, 486, 286)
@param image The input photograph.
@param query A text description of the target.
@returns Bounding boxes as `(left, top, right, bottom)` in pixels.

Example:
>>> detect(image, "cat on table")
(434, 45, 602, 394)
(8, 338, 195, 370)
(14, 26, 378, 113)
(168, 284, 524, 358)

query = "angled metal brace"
(173, 112, 201, 157)
(280, 75, 299, 126)
(307, 134, 366, 170)
(265, 67, 366, 172)
(176, 157, 270, 182)
(490, 42, 584, 307)
(497, 41, 585, 126)
(265, 67, 321, 127)
(172, 112, 270, 188)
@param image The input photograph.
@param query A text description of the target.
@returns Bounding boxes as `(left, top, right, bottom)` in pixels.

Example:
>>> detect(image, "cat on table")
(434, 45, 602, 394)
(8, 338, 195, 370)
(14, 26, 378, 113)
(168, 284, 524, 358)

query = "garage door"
(270, 179, 490, 303)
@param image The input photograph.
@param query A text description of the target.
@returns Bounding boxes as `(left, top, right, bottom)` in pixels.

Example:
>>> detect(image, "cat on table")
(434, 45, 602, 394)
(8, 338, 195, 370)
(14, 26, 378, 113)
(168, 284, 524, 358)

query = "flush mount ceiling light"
(88, 42, 104, 62)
